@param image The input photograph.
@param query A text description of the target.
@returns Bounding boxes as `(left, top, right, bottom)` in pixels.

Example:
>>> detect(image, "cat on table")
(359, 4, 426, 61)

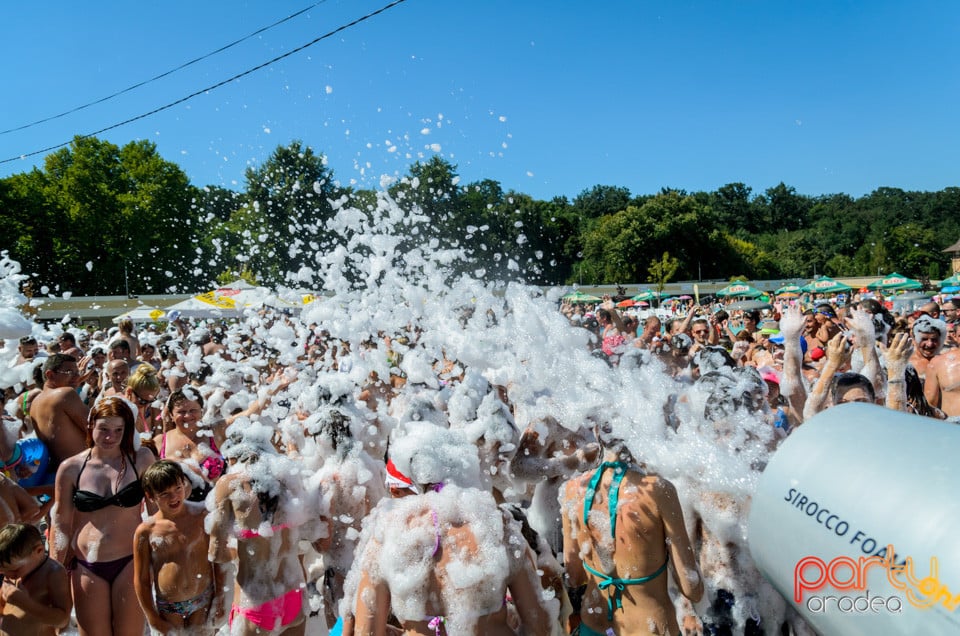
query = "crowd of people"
(0, 282, 955, 636)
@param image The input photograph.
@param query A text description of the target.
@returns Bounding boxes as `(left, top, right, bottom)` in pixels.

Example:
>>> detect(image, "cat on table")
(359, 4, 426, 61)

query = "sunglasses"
(133, 393, 157, 406)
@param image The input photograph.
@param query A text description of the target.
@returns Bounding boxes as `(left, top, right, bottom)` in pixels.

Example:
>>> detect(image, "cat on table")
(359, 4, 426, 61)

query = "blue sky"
(2, 1, 958, 202)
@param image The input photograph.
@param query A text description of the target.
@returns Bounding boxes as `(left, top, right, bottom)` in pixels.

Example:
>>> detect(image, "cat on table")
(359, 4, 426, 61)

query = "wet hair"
(109, 339, 131, 353)
(32, 362, 44, 388)
(42, 353, 76, 375)
(87, 396, 137, 454)
(700, 367, 766, 422)
(903, 366, 941, 418)
(18, 336, 37, 346)
(141, 460, 188, 496)
(0, 524, 43, 566)
(830, 372, 875, 405)
(58, 332, 77, 344)
(912, 316, 947, 347)
(745, 310, 761, 324)
(693, 346, 735, 375)
(305, 407, 353, 454)
(670, 333, 693, 353)
(127, 364, 160, 395)
(597, 309, 612, 324)
(188, 362, 213, 384)
(166, 386, 205, 413)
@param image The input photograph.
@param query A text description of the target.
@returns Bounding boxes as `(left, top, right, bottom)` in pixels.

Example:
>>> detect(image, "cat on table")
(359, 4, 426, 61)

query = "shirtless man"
(923, 346, 960, 417)
(101, 359, 130, 398)
(561, 428, 702, 636)
(13, 338, 38, 367)
(28, 355, 89, 474)
(909, 316, 946, 381)
(134, 460, 226, 634)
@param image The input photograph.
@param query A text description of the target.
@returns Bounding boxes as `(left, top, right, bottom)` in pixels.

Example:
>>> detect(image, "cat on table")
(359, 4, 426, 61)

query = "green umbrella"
(716, 282, 763, 298)
(801, 276, 854, 294)
(939, 273, 960, 288)
(866, 272, 923, 291)
(562, 290, 602, 303)
(631, 291, 657, 302)
(774, 284, 803, 295)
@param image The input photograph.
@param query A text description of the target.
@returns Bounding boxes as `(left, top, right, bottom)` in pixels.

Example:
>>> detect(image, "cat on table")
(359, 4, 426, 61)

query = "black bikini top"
(72, 452, 144, 513)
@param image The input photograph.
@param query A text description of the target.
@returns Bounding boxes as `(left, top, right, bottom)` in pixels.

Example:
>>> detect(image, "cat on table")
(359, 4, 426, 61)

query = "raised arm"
(884, 333, 914, 412)
(848, 308, 881, 392)
(778, 306, 808, 427)
(802, 333, 851, 421)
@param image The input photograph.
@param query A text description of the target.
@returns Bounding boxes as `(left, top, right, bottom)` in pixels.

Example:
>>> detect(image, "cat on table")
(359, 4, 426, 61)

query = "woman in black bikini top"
(51, 396, 155, 636)
(72, 451, 144, 512)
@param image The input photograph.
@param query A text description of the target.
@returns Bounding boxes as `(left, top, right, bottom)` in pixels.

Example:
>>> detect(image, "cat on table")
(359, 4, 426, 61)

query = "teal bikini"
(582, 461, 669, 621)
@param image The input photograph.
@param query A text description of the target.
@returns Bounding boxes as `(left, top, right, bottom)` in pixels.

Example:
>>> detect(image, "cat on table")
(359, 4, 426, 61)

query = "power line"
(0, 0, 409, 166)
(0, 1, 328, 136)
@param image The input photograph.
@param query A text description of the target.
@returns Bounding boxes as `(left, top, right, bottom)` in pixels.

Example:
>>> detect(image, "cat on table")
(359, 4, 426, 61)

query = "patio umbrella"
(801, 276, 853, 294)
(866, 272, 923, 291)
(715, 282, 763, 298)
(631, 291, 657, 302)
(939, 273, 960, 288)
(562, 290, 601, 304)
(616, 299, 635, 308)
(775, 284, 803, 295)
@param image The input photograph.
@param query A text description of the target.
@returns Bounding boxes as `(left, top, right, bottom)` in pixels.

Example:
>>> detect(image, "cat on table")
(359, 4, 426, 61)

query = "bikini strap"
(75, 451, 93, 489)
(583, 461, 628, 537)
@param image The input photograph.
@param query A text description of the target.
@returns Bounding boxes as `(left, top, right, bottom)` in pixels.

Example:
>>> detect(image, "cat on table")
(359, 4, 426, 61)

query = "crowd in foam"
(0, 187, 957, 634)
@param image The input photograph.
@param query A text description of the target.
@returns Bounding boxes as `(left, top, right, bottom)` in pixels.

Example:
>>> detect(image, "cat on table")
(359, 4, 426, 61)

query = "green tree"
(235, 141, 339, 285)
(648, 251, 679, 299)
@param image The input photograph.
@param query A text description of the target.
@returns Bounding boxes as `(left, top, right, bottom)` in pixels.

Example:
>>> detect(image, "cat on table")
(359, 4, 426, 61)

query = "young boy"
(0, 523, 71, 636)
(134, 460, 226, 634)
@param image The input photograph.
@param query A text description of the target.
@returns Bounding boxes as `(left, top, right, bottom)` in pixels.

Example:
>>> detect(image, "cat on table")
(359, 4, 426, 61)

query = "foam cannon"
(748, 403, 960, 635)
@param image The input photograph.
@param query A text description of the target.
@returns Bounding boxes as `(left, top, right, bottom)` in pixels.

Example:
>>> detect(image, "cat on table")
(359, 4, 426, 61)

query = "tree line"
(1, 136, 958, 297)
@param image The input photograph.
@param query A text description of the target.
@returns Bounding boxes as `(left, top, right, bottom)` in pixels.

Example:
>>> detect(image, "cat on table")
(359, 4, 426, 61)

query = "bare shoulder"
(56, 452, 85, 478)
(134, 447, 156, 471)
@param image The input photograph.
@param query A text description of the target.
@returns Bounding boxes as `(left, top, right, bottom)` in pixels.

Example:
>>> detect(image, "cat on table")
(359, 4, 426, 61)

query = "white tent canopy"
(112, 306, 167, 324)
(162, 280, 297, 319)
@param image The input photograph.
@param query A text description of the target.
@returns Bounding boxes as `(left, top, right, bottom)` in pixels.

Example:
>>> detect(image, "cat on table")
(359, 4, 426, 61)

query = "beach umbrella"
(775, 284, 803, 295)
(562, 290, 601, 304)
(939, 273, 960, 288)
(801, 276, 853, 294)
(616, 299, 635, 308)
(715, 282, 763, 298)
(866, 272, 923, 291)
(942, 286, 960, 294)
(631, 291, 657, 302)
